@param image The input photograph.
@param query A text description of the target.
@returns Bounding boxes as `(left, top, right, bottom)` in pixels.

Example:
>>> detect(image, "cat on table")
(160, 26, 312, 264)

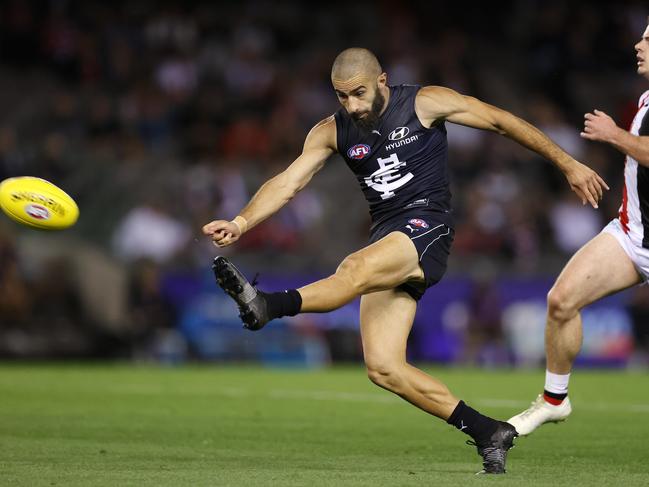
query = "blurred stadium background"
(1, 0, 649, 370)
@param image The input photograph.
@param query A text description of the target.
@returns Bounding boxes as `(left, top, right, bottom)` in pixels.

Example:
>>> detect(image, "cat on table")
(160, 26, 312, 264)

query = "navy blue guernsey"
(334, 84, 453, 229)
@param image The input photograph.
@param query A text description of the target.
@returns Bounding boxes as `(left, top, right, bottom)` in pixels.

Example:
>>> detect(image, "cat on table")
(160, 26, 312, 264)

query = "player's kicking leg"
(508, 230, 641, 436)
(361, 288, 516, 474)
(212, 231, 425, 330)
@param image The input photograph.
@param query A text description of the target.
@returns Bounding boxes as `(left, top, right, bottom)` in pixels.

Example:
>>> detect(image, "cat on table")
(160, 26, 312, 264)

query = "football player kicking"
(508, 21, 649, 435)
(203, 48, 607, 474)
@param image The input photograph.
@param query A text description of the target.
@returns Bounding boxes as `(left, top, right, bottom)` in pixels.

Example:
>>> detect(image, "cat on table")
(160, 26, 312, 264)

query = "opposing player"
(508, 22, 649, 436)
(203, 48, 607, 473)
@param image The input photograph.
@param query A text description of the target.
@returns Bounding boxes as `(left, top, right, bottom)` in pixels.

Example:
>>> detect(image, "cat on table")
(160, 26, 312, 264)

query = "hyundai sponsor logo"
(388, 126, 410, 141)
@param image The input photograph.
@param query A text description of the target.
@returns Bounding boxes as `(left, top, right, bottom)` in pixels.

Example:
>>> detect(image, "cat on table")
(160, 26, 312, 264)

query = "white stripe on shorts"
(419, 227, 451, 262)
(411, 223, 444, 240)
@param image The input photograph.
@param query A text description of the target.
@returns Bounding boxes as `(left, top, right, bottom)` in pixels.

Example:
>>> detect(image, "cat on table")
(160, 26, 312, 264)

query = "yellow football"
(0, 177, 79, 230)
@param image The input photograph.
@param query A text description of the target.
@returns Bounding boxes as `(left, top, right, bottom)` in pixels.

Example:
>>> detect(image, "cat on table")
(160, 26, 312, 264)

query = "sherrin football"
(0, 177, 79, 230)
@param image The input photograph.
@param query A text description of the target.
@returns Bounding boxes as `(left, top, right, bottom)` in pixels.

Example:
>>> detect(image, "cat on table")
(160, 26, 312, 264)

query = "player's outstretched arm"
(415, 86, 609, 208)
(581, 109, 649, 167)
(203, 116, 337, 247)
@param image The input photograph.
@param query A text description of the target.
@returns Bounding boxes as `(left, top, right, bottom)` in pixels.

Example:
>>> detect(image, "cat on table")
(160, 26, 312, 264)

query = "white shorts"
(601, 218, 649, 282)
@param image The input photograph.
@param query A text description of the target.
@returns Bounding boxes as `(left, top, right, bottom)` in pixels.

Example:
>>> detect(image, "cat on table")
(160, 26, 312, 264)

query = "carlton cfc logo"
(347, 144, 370, 160)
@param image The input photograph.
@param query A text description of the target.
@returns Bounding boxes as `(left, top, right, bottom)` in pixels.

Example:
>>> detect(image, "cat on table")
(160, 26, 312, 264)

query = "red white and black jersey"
(619, 90, 649, 248)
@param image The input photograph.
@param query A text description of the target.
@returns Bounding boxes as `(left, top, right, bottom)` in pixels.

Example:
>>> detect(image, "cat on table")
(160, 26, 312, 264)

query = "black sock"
(446, 400, 499, 444)
(262, 289, 302, 320)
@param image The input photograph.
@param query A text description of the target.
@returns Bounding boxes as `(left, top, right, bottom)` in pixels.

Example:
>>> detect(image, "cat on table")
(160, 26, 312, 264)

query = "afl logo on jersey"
(388, 126, 410, 141)
(347, 144, 371, 160)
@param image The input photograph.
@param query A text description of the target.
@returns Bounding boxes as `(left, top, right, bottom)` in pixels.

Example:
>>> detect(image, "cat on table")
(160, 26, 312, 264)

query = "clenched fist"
(202, 219, 242, 248)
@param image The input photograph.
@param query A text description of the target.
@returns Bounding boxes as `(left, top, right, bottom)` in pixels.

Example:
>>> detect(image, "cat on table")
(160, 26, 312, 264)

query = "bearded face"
(350, 87, 385, 132)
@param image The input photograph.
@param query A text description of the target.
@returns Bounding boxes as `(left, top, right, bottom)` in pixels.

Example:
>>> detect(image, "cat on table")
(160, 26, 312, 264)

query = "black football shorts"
(369, 210, 454, 301)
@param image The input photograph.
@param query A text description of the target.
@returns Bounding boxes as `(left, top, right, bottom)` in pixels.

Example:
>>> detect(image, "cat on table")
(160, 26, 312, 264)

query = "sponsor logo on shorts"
(408, 218, 429, 229)
(24, 204, 50, 220)
(347, 144, 370, 160)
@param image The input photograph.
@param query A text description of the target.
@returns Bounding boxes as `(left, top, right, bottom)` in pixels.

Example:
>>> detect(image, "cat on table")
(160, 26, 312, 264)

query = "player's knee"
(365, 360, 402, 391)
(336, 253, 370, 292)
(547, 285, 578, 323)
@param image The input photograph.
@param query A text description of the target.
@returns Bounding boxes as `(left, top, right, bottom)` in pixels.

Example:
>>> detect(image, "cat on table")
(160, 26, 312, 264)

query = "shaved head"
(331, 48, 388, 133)
(331, 48, 382, 81)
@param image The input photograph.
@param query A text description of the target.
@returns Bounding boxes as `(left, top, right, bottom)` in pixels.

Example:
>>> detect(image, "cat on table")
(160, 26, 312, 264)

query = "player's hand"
(564, 161, 609, 208)
(202, 219, 242, 248)
(581, 109, 621, 143)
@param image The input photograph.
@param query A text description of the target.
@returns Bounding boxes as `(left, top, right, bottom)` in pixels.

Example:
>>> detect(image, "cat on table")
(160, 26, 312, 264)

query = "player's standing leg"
(508, 232, 641, 435)
(360, 289, 458, 417)
(361, 288, 517, 474)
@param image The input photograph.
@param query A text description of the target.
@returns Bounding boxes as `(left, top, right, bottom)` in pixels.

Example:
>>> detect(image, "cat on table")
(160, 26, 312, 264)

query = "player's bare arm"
(202, 116, 337, 247)
(415, 86, 609, 208)
(581, 109, 649, 167)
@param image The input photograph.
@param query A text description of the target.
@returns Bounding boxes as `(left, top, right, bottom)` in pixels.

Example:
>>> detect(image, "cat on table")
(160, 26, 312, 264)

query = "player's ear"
(377, 72, 387, 87)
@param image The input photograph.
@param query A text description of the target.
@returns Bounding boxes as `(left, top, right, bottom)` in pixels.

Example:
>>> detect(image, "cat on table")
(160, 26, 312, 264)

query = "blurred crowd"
(1, 0, 648, 361)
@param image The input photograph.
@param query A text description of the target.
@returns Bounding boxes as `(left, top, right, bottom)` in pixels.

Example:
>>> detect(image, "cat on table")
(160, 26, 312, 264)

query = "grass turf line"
(0, 365, 648, 486)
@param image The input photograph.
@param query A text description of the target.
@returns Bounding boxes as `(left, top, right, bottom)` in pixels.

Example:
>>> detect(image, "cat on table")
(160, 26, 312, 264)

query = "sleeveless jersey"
(619, 90, 649, 248)
(334, 84, 452, 229)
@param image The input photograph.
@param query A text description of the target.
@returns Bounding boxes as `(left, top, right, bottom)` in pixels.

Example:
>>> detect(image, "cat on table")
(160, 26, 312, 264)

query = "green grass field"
(0, 365, 648, 486)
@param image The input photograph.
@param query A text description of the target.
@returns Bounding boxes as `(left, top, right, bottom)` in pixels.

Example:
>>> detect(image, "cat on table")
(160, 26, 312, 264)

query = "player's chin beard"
(351, 89, 385, 133)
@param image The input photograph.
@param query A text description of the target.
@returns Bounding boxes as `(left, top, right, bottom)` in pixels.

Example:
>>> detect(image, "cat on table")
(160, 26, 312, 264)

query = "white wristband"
(231, 215, 248, 234)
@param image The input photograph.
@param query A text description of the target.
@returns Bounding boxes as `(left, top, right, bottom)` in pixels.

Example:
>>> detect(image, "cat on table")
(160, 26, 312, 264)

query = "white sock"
(544, 370, 570, 395)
